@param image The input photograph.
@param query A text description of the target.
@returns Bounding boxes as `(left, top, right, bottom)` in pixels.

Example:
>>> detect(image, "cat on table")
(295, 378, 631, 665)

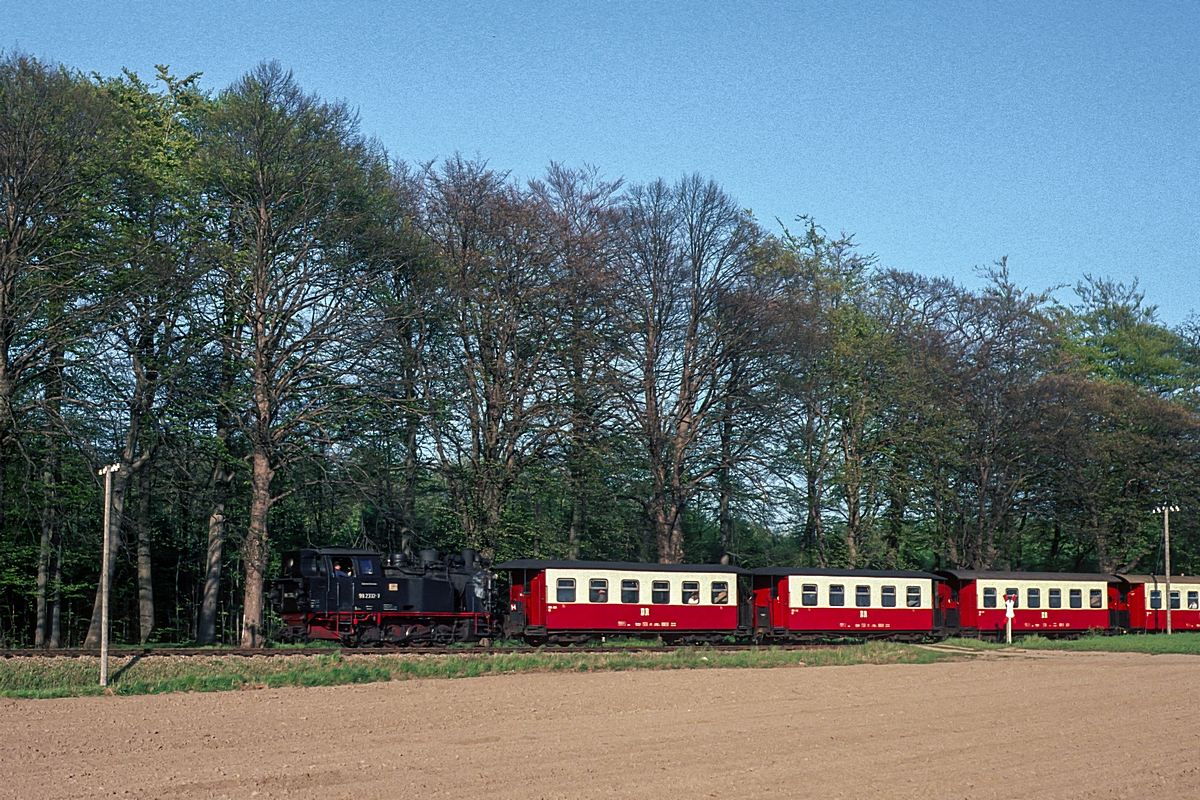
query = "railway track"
(0, 642, 858, 659)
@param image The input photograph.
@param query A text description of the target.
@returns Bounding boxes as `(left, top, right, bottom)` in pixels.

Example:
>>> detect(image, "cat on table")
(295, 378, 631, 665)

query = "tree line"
(2, 54, 1198, 648)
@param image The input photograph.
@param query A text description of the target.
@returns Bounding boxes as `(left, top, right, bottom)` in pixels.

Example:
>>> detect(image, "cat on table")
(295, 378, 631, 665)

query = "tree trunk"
(240, 448, 274, 648)
(717, 399, 734, 563)
(49, 535, 62, 648)
(35, 345, 63, 648)
(196, 494, 226, 645)
(34, 458, 57, 647)
(399, 398, 419, 554)
(135, 464, 154, 644)
(568, 476, 584, 561)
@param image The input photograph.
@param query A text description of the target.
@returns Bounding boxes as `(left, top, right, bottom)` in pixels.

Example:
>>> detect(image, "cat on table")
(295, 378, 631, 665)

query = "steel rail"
(0, 642, 881, 659)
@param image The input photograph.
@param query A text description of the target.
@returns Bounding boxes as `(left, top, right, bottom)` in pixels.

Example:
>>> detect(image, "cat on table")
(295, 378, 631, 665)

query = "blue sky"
(8, 1, 1199, 325)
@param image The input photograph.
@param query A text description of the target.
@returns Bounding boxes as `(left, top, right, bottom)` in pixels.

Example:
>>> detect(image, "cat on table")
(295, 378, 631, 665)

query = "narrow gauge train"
(268, 547, 498, 646)
(267, 551, 1200, 646)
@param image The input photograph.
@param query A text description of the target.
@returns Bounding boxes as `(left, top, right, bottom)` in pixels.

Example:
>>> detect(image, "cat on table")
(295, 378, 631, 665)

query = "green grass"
(945, 632, 1200, 655)
(0, 641, 951, 699)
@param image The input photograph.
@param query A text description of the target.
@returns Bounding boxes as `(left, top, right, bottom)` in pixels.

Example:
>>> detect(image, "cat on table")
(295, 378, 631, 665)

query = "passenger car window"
(556, 578, 576, 603)
(983, 587, 997, 608)
(1150, 590, 1162, 609)
(711, 581, 729, 604)
(1169, 591, 1180, 610)
(682, 581, 700, 604)
(1049, 588, 1061, 608)
(652, 580, 670, 604)
(906, 586, 921, 607)
(1027, 588, 1040, 609)
(829, 585, 845, 607)
(1189, 591, 1199, 610)
(1069, 588, 1082, 608)
(1005, 588, 1019, 608)
(855, 585, 871, 608)
(881, 586, 896, 607)
(1090, 589, 1103, 609)
(801, 584, 818, 606)
(621, 579, 640, 604)
(590, 578, 608, 603)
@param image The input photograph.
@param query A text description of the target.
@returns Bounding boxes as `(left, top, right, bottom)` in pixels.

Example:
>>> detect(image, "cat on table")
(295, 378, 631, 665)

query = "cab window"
(556, 578, 576, 603)
(983, 587, 997, 608)
(829, 585, 845, 607)
(1069, 589, 1082, 608)
(1090, 589, 1103, 609)
(358, 558, 376, 576)
(590, 579, 609, 603)
(711, 582, 729, 604)
(855, 585, 871, 608)
(906, 586, 921, 607)
(881, 586, 897, 608)
(801, 584, 818, 606)
(621, 580, 640, 604)
(682, 581, 700, 604)
(652, 580, 670, 604)
(1027, 588, 1040, 609)
(1049, 588, 1061, 608)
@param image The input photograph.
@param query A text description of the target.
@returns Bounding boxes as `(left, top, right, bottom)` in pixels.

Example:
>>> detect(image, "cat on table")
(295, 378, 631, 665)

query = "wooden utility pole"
(1153, 505, 1179, 635)
(98, 463, 120, 686)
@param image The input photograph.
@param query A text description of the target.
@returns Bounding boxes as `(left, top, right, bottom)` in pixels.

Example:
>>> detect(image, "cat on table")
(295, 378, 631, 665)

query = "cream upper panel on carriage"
(785, 575, 933, 610)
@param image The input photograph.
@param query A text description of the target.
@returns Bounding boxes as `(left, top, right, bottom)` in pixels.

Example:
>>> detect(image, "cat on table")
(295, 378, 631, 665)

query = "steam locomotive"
(268, 546, 498, 646)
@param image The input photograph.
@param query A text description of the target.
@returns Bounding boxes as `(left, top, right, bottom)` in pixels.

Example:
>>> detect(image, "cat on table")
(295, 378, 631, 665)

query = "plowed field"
(2, 649, 1197, 799)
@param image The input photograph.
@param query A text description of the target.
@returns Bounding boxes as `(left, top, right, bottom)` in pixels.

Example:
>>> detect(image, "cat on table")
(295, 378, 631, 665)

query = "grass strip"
(0, 641, 950, 699)
(945, 632, 1200, 655)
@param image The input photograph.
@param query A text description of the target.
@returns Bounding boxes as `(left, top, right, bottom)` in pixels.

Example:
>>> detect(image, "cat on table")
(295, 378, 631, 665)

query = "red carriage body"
(1118, 575, 1200, 633)
(937, 571, 1118, 638)
(752, 568, 941, 640)
(497, 560, 752, 644)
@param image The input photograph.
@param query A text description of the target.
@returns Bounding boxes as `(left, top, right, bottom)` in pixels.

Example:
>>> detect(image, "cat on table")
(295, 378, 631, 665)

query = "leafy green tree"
(198, 62, 387, 646)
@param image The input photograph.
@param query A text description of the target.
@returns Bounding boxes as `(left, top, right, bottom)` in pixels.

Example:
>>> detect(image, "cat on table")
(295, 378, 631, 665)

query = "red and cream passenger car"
(752, 568, 941, 641)
(1118, 574, 1200, 633)
(497, 560, 752, 644)
(937, 571, 1119, 638)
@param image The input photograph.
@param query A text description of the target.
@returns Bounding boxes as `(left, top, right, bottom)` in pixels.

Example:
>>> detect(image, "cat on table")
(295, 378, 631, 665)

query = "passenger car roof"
(1117, 574, 1200, 586)
(936, 570, 1117, 582)
(495, 559, 750, 575)
(753, 567, 939, 579)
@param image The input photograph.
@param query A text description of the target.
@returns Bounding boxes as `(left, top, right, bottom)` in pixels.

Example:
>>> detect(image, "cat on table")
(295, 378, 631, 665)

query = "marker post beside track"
(1005, 596, 1014, 645)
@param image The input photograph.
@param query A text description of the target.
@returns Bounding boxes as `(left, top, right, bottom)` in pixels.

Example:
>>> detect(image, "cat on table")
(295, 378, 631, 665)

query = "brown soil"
(2, 650, 1197, 799)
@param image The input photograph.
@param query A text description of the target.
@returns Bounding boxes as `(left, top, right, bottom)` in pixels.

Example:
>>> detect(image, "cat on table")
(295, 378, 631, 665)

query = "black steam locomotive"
(268, 547, 499, 646)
